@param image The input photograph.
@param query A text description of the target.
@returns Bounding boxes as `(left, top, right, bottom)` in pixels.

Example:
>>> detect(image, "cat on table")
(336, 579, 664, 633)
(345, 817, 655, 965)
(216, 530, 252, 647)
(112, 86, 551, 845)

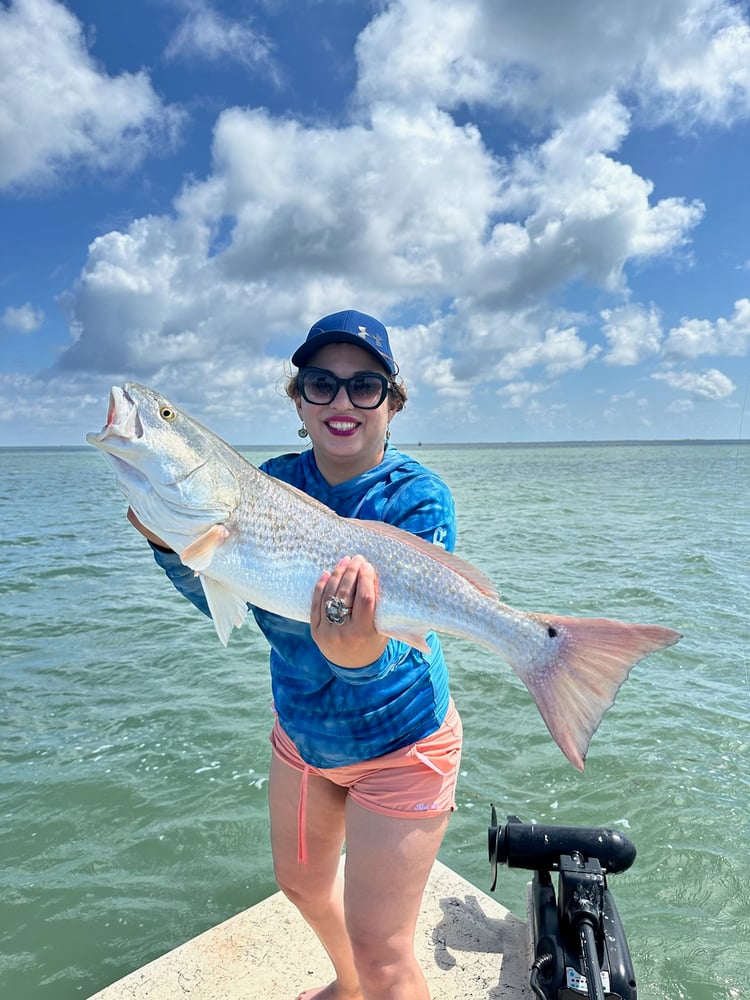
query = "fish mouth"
(87, 385, 143, 446)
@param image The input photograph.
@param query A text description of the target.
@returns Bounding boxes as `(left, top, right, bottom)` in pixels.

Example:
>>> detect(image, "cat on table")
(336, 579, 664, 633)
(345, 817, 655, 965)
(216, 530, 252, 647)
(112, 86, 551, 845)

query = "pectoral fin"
(180, 524, 229, 571)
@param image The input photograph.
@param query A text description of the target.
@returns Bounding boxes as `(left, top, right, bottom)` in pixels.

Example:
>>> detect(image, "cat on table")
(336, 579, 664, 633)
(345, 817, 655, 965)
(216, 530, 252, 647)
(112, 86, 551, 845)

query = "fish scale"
(88, 382, 681, 770)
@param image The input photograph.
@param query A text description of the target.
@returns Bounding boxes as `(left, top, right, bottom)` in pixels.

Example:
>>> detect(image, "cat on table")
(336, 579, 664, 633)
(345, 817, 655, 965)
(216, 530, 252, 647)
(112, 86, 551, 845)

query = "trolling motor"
(488, 809, 638, 1000)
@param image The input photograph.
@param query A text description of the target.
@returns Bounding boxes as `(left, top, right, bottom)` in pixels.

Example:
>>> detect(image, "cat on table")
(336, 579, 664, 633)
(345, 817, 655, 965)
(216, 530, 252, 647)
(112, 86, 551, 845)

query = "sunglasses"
(298, 367, 391, 409)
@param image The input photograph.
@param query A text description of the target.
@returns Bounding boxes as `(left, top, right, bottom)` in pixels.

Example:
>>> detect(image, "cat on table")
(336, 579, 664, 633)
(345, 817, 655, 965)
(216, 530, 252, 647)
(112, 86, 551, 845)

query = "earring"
(298, 423, 309, 439)
(385, 423, 391, 442)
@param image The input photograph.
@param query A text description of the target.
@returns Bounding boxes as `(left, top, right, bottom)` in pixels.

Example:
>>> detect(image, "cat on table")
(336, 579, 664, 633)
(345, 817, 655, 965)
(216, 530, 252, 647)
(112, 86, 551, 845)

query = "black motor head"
(489, 809, 636, 890)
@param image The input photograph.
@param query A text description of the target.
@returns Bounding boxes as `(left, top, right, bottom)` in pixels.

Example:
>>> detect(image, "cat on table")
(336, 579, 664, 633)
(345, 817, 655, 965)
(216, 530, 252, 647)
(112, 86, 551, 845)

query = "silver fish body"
(87, 383, 681, 770)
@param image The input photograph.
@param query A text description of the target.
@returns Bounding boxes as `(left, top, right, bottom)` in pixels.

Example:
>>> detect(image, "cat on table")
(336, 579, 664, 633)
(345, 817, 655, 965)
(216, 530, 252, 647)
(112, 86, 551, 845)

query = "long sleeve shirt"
(151, 444, 456, 767)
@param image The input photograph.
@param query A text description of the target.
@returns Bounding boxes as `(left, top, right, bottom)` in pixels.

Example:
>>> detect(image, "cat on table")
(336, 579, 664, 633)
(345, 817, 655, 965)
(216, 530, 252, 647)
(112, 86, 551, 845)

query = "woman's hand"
(311, 555, 389, 668)
(126, 507, 172, 552)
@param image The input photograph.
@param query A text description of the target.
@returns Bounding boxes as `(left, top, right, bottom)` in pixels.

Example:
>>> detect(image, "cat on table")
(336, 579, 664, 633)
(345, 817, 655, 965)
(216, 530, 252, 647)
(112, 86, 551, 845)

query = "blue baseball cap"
(292, 309, 398, 374)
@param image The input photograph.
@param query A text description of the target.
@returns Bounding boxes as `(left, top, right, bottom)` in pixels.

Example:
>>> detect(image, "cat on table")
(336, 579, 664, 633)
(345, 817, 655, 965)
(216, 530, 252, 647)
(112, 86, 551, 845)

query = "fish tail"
(518, 614, 681, 771)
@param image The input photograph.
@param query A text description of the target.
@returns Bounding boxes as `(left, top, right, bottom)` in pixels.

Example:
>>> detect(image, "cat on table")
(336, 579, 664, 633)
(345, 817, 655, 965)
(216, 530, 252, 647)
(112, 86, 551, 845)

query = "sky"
(1, 0, 750, 446)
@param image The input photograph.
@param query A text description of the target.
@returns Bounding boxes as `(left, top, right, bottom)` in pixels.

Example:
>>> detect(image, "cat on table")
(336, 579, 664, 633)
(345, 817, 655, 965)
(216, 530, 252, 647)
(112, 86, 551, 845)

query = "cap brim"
(291, 331, 397, 374)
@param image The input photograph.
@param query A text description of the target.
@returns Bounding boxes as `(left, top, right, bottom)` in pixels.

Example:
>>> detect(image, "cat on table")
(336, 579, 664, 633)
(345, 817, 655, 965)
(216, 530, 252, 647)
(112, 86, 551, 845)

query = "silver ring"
(324, 596, 352, 625)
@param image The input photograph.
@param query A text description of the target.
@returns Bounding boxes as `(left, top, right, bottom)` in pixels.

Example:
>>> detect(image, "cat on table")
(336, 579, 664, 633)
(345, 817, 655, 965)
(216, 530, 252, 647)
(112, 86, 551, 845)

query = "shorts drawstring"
(297, 765, 310, 865)
(411, 746, 449, 775)
(269, 702, 462, 836)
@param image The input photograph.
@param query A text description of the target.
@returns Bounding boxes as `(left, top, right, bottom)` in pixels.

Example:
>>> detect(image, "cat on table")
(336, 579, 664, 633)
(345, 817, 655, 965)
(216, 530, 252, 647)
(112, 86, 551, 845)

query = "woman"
(129, 310, 462, 1000)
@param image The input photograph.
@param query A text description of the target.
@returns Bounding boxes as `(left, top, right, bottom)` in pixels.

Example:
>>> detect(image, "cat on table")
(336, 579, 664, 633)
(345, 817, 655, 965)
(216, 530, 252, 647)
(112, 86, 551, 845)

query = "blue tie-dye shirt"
(151, 445, 456, 767)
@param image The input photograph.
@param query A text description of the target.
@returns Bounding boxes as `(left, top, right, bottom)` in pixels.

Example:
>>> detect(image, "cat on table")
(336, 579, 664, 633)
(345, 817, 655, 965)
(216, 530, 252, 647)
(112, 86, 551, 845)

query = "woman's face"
(295, 341, 398, 485)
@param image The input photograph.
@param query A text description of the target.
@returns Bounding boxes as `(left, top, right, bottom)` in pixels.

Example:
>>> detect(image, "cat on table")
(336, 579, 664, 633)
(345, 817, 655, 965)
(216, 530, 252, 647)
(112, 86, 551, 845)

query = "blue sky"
(1, 0, 749, 446)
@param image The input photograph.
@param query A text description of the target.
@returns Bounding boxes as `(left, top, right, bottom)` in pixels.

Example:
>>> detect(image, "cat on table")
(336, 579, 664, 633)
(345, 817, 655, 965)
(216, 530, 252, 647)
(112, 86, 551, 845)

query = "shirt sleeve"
(383, 474, 457, 552)
(150, 542, 212, 618)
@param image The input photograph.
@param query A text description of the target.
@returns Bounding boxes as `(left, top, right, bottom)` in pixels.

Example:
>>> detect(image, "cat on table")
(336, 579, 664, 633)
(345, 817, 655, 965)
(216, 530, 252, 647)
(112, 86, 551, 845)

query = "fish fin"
(360, 520, 499, 599)
(180, 524, 230, 571)
(381, 626, 432, 655)
(198, 576, 249, 646)
(516, 615, 681, 771)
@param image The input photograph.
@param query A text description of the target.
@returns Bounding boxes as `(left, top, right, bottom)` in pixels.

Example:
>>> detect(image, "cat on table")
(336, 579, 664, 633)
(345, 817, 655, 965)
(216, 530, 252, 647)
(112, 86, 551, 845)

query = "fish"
(87, 382, 681, 770)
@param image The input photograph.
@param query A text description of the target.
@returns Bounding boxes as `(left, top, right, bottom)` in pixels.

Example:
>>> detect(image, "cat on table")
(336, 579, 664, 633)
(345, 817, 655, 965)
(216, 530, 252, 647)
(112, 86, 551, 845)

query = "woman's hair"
(284, 371, 408, 413)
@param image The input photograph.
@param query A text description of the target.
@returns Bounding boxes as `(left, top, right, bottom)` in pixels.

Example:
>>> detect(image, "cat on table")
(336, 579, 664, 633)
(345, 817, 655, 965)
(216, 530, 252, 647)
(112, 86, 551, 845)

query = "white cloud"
(602, 304, 663, 365)
(663, 299, 750, 359)
(1, 302, 44, 333)
(0, 0, 184, 190)
(665, 397, 695, 414)
(0, 370, 104, 432)
(355, 0, 492, 112)
(33, 0, 745, 442)
(53, 88, 703, 404)
(422, 357, 473, 399)
(165, 1, 278, 79)
(356, 0, 750, 125)
(643, 5, 750, 125)
(653, 367, 736, 400)
(499, 326, 600, 380)
(58, 102, 500, 377)
(461, 94, 704, 315)
(499, 380, 549, 409)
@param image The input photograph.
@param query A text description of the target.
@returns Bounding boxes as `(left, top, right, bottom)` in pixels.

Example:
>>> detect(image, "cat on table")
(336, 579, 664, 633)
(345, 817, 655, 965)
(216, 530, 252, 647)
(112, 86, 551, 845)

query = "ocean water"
(1, 441, 748, 1000)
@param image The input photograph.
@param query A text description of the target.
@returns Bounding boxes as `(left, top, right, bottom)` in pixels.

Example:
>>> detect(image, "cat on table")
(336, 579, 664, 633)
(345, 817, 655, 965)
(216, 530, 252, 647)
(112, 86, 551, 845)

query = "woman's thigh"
(268, 750, 348, 889)
(342, 798, 451, 947)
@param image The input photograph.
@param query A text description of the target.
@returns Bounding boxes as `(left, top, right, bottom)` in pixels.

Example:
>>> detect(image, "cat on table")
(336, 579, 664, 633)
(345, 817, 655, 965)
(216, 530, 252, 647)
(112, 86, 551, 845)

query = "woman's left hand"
(310, 555, 389, 668)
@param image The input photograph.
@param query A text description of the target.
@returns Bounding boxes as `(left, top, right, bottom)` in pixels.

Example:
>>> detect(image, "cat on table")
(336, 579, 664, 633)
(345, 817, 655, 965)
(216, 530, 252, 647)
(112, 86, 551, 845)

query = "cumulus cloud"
(58, 102, 500, 375)
(602, 304, 664, 365)
(422, 357, 474, 399)
(0, 0, 183, 190)
(355, 0, 750, 125)
(55, 89, 702, 393)
(642, 4, 750, 125)
(38, 0, 750, 437)
(499, 327, 600, 380)
(663, 299, 750, 359)
(1, 302, 44, 333)
(468, 94, 704, 311)
(653, 367, 736, 400)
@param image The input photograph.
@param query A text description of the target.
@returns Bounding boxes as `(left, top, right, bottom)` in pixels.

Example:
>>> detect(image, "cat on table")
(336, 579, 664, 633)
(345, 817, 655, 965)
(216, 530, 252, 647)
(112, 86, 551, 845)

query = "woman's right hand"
(127, 508, 172, 551)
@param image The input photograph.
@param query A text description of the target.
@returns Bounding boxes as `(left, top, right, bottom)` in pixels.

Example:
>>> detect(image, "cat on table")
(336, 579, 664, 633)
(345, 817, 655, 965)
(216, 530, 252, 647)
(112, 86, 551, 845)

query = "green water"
(1, 442, 748, 999)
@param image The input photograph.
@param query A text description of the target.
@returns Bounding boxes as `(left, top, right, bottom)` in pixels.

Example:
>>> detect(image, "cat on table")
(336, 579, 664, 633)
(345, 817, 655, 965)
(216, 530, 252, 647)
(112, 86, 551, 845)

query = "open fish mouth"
(87, 385, 143, 444)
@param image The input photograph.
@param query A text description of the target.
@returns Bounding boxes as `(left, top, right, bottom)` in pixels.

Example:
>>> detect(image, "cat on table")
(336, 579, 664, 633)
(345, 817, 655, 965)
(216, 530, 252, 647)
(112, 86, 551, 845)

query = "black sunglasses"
(298, 367, 391, 409)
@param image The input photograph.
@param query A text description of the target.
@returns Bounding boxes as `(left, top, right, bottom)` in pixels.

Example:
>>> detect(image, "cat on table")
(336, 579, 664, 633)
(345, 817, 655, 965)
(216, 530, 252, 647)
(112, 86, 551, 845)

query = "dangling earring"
(298, 422, 309, 439)
(385, 423, 391, 443)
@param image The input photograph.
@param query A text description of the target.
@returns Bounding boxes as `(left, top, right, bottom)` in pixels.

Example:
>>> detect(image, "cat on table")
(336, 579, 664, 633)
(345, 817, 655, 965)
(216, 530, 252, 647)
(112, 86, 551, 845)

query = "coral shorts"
(270, 701, 462, 862)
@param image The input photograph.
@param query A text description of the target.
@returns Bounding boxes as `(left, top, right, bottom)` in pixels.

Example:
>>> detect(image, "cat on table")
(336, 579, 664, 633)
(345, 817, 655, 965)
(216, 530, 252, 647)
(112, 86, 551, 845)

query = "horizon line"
(3, 437, 748, 451)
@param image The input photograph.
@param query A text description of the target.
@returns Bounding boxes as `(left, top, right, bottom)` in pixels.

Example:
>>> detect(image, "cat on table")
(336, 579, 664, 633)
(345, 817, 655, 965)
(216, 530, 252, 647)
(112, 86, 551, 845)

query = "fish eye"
(159, 406, 176, 421)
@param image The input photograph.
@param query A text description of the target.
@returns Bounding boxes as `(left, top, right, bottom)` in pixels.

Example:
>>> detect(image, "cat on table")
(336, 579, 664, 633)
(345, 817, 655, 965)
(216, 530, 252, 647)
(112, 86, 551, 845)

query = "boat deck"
(86, 859, 532, 998)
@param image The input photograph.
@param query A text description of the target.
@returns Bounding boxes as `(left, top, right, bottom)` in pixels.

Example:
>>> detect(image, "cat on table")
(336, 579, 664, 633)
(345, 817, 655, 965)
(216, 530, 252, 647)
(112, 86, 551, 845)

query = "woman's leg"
(268, 750, 362, 1000)
(342, 800, 452, 1000)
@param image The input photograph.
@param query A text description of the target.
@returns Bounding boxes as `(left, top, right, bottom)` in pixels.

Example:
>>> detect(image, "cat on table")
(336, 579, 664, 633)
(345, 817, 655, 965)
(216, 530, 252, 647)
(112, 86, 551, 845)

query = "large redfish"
(87, 383, 681, 770)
